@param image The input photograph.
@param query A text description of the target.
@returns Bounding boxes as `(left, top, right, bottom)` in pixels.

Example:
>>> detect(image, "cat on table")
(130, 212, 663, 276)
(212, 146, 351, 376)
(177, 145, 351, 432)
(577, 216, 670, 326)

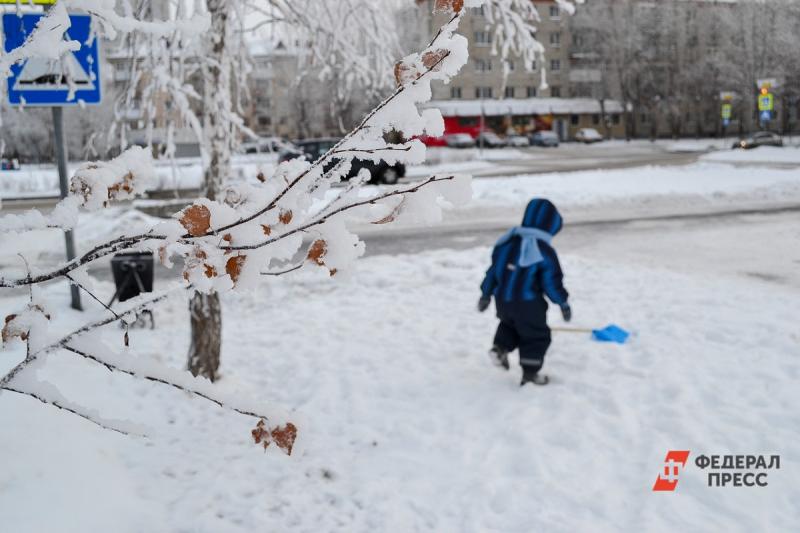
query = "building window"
(549, 5, 560, 19)
(476, 86, 493, 99)
(570, 114, 579, 125)
(258, 116, 272, 127)
(527, 86, 537, 98)
(506, 59, 515, 72)
(450, 87, 462, 99)
(550, 59, 561, 71)
(471, 5, 485, 17)
(551, 86, 561, 97)
(474, 31, 491, 47)
(550, 32, 561, 48)
(592, 114, 600, 125)
(640, 113, 648, 123)
(612, 114, 621, 125)
(504, 86, 515, 98)
(474, 58, 492, 72)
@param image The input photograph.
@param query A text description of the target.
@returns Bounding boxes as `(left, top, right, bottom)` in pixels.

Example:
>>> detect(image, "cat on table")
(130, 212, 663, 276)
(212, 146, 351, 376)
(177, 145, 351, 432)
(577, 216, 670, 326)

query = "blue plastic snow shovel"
(552, 324, 630, 344)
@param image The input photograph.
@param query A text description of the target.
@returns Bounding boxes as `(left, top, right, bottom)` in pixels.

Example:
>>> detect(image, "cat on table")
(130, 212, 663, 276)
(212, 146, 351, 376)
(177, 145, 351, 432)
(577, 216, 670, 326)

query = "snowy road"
(68, 207, 800, 293)
(362, 208, 800, 290)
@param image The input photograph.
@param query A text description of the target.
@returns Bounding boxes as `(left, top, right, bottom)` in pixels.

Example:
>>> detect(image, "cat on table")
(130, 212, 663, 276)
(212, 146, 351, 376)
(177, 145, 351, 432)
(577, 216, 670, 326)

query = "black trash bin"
(109, 252, 154, 305)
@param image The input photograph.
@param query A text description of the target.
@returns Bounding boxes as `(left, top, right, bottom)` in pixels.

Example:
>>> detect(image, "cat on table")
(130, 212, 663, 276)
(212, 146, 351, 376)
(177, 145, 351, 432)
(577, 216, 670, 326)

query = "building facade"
(416, 0, 626, 140)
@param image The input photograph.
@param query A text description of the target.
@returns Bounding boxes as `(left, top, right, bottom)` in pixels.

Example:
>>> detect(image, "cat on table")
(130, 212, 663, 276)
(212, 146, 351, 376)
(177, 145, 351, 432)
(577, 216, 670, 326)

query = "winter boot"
(520, 366, 549, 386)
(488, 346, 510, 370)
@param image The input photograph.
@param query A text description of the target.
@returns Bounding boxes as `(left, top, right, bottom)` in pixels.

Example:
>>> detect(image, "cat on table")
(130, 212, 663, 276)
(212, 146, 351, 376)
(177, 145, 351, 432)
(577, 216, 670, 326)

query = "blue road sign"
(3, 13, 100, 106)
(760, 110, 772, 122)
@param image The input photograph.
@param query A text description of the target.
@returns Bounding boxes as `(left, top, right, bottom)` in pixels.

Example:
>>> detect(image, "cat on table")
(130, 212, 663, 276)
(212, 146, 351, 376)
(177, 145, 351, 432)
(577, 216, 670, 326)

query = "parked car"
(732, 131, 783, 150)
(529, 130, 560, 147)
(475, 131, 507, 148)
(575, 128, 603, 143)
(241, 136, 291, 154)
(445, 133, 476, 149)
(507, 135, 531, 147)
(278, 138, 405, 184)
(1, 158, 21, 170)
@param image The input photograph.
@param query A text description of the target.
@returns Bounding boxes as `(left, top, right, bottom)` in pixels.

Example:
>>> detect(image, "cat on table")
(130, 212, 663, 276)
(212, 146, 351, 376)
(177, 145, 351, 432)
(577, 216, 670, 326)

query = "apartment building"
(415, 0, 625, 140)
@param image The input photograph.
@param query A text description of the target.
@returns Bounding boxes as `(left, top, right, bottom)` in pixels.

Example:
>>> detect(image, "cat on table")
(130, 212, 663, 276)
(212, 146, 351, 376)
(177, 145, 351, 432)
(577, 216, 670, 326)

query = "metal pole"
(52, 106, 82, 311)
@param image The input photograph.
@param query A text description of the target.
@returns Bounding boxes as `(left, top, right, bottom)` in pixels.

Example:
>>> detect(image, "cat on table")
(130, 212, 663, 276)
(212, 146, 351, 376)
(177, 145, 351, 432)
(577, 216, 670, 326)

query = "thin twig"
(62, 345, 269, 420)
(0, 285, 187, 390)
(261, 263, 304, 277)
(1, 386, 132, 436)
(65, 273, 121, 320)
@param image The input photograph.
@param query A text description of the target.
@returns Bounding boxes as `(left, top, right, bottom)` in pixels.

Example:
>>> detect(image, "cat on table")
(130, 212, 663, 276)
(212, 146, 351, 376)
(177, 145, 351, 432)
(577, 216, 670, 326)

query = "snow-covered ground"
(1, 236, 798, 532)
(1, 160, 799, 532)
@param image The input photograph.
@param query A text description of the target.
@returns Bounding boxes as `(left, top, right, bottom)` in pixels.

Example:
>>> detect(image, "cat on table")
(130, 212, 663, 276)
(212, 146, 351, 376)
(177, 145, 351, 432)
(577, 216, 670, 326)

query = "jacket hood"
(521, 198, 563, 236)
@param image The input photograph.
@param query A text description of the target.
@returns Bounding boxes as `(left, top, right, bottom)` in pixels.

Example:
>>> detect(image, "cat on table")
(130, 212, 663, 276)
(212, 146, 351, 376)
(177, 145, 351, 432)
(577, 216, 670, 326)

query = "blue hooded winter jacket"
(480, 198, 568, 305)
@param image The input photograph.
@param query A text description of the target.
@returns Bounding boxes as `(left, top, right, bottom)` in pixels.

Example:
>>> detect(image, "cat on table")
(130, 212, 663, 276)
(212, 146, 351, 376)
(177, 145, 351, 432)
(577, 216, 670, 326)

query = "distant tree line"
(573, 0, 800, 138)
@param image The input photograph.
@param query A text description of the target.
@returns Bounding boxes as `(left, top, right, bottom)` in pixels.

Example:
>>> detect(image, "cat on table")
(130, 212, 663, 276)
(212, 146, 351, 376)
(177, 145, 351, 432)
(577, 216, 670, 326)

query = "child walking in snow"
(478, 198, 571, 386)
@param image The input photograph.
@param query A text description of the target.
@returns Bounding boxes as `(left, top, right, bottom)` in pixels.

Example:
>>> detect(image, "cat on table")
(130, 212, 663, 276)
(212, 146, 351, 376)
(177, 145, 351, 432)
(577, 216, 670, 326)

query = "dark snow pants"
(494, 297, 551, 373)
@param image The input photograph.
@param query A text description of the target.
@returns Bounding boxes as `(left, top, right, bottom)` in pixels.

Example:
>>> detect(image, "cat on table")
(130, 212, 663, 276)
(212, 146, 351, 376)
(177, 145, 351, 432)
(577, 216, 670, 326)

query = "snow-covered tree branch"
(0, 0, 477, 449)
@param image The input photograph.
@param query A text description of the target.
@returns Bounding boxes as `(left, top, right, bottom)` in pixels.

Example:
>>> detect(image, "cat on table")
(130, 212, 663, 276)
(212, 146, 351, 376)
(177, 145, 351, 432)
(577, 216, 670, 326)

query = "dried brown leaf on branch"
(2, 305, 49, 343)
(256, 172, 266, 183)
(278, 209, 293, 225)
(182, 246, 216, 280)
(2, 314, 25, 342)
(372, 197, 406, 225)
(158, 245, 169, 266)
(107, 172, 135, 202)
(226, 255, 247, 284)
(251, 420, 297, 455)
(271, 423, 298, 455)
(261, 224, 272, 236)
(179, 204, 212, 237)
(422, 49, 449, 71)
(394, 60, 420, 87)
(434, 0, 463, 14)
(306, 240, 327, 265)
(252, 419, 271, 450)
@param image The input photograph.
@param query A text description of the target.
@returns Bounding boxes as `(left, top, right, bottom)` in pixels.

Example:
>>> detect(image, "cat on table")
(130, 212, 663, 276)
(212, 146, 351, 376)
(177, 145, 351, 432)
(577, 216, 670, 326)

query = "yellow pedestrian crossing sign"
(758, 93, 774, 112)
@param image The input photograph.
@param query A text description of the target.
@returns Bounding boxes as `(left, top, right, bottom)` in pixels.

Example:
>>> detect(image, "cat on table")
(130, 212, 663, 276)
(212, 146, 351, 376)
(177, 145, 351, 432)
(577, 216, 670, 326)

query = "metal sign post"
(52, 107, 82, 309)
(4, 12, 102, 311)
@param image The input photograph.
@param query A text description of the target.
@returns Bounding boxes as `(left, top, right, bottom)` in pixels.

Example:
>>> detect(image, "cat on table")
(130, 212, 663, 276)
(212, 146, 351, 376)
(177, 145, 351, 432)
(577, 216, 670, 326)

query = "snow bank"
(0, 154, 279, 198)
(466, 162, 800, 211)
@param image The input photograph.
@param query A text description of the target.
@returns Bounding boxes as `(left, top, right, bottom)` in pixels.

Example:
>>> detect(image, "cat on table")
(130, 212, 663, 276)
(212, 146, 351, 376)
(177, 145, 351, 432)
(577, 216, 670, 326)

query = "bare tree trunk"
(188, 291, 222, 380)
(187, 0, 231, 381)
